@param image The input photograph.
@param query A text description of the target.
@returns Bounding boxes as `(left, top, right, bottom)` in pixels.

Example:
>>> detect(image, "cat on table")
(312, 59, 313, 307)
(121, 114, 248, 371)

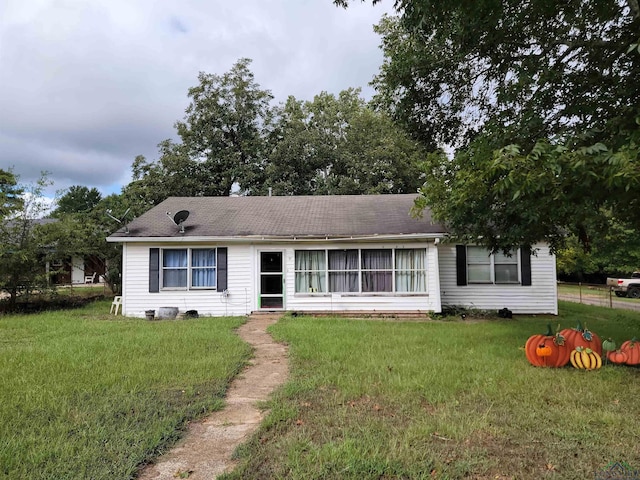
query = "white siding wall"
(71, 256, 85, 284)
(438, 243, 558, 314)
(122, 243, 254, 317)
(121, 240, 441, 317)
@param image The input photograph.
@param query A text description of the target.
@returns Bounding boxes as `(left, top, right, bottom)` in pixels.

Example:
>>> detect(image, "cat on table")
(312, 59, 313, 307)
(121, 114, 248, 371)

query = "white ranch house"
(107, 194, 558, 317)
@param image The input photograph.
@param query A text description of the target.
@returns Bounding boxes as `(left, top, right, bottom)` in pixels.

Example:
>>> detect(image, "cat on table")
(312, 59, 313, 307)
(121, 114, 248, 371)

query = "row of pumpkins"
(525, 321, 640, 370)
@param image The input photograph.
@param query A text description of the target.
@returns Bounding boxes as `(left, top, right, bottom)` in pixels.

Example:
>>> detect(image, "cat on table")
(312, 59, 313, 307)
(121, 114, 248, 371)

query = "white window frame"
(294, 248, 428, 294)
(161, 248, 217, 291)
(467, 246, 520, 285)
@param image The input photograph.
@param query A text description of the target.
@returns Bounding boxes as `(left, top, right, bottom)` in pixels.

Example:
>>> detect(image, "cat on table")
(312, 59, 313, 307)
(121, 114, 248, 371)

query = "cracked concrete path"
(138, 314, 288, 480)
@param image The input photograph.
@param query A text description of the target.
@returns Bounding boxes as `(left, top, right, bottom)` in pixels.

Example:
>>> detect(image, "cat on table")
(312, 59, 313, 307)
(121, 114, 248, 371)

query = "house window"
(294, 248, 427, 294)
(467, 246, 519, 284)
(191, 248, 217, 288)
(162, 248, 216, 289)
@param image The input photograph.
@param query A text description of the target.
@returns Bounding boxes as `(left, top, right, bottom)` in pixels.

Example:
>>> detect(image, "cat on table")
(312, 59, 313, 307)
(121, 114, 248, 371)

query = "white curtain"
(191, 249, 216, 288)
(163, 249, 187, 288)
(395, 249, 426, 292)
(361, 249, 392, 292)
(328, 250, 358, 292)
(295, 250, 326, 292)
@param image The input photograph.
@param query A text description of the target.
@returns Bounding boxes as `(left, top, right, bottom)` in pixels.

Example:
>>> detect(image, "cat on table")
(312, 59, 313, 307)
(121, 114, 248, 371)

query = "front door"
(259, 251, 284, 309)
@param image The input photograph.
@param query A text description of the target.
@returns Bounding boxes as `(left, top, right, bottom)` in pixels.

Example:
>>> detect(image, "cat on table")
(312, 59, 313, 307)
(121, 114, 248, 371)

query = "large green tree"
(263, 89, 426, 195)
(0, 174, 53, 304)
(0, 169, 23, 218)
(127, 58, 274, 204)
(176, 57, 274, 196)
(52, 185, 102, 217)
(337, 0, 640, 255)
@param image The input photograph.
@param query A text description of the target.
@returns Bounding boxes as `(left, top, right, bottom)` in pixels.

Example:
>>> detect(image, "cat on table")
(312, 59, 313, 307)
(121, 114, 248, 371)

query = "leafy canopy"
(0, 169, 23, 219)
(337, 0, 640, 254)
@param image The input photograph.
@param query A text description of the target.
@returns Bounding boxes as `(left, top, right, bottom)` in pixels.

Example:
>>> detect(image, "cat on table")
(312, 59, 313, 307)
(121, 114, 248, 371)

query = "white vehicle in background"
(607, 272, 640, 298)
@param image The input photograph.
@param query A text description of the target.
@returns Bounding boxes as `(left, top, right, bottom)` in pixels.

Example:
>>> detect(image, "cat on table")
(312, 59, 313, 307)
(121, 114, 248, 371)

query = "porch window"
(295, 250, 326, 292)
(361, 249, 392, 292)
(395, 249, 427, 292)
(328, 250, 359, 292)
(294, 248, 428, 294)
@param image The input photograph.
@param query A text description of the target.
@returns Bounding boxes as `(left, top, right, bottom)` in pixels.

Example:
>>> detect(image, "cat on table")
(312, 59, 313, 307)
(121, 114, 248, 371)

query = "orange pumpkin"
(560, 321, 602, 356)
(525, 324, 570, 367)
(619, 340, 640, 365)
(607, 350, 629, 365)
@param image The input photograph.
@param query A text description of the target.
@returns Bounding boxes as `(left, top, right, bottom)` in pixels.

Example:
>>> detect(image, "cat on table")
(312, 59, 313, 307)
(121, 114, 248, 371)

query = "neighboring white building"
(107, 195, 558, 317)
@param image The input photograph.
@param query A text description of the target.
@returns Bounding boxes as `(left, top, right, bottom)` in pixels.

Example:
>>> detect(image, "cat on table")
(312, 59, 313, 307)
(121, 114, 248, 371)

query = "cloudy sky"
(0, 0, 394, 200)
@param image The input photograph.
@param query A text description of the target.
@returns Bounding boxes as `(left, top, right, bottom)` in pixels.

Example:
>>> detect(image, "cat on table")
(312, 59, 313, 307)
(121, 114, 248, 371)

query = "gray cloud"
(0, 0, 393, 199)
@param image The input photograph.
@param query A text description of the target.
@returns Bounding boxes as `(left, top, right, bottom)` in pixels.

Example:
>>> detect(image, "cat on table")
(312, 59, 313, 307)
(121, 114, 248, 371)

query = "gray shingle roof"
(108, 194, 446, 240)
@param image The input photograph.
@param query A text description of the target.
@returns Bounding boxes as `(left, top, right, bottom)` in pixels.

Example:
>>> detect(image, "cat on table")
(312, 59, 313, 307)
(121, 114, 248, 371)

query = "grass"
(224, 302, 640, 480)
(0, 300, 250, 480)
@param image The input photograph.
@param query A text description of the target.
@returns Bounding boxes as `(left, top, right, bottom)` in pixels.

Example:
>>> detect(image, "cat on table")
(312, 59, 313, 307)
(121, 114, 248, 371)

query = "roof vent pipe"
(268, 187, 272, 197)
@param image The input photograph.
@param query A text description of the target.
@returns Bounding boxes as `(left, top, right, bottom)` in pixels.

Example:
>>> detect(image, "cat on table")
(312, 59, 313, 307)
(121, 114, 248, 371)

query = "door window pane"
(261, 252, 282, 273)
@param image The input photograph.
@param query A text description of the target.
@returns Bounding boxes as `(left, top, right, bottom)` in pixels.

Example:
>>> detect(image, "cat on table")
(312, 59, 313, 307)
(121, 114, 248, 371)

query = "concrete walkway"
(138, 313, 288, 480)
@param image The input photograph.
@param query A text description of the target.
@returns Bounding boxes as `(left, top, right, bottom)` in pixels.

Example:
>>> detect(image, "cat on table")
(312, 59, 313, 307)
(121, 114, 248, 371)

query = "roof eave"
(106, 233, 445, 244)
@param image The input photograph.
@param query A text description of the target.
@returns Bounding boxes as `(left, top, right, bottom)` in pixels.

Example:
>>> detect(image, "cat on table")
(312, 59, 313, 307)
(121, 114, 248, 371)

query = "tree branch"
(626, 0, 640, 21)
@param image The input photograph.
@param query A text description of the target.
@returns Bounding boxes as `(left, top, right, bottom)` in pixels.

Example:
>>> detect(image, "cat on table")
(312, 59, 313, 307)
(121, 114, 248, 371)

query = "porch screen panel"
(191, 248, 216, 288)
(295, 250, 326, 293)
(395, 249, 427, 292)
(361, 249, 392, 292)
(163, 249, 187, 288)
(328, 250, 358, 292)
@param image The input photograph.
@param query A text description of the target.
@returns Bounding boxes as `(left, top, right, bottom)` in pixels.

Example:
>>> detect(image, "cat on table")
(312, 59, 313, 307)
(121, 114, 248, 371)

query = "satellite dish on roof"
(106, 208, 131, 234)
(173, 210, 190, 225)
(166, 210, 190, 233)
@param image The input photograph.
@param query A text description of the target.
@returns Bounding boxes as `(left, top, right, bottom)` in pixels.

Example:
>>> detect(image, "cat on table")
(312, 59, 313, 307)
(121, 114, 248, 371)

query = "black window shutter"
(456, 245, 467, 286)
(520, 246, 532, 286)
(149, 248, 159, 293)
(217, 247, 228, 291)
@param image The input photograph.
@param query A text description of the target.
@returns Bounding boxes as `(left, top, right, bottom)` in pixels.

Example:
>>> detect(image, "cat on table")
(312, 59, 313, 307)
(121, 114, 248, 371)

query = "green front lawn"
(226, 302, 640, 480)
(0, 301, 250, 480)
(3, 301, 640, 480)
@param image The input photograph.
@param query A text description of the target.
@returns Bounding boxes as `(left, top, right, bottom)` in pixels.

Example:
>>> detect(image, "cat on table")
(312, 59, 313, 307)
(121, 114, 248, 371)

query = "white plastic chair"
(110, 296, 123, 315)
(85, 272, 97, 284)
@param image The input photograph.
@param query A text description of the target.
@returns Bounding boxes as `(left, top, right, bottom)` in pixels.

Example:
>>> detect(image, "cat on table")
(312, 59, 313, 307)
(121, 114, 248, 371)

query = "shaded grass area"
(225, 302, 640, 480)
(0, 300, 250, 480)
